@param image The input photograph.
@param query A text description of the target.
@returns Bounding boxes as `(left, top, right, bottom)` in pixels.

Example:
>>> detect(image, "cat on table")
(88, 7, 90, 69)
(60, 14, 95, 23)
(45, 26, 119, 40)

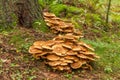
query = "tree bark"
(106, 0, 111, 24)
(0, 0, 46, 28)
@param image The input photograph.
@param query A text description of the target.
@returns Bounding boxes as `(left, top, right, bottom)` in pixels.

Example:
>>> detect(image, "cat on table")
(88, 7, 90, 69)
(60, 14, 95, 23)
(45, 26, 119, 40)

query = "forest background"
(0, 0, 120, 80)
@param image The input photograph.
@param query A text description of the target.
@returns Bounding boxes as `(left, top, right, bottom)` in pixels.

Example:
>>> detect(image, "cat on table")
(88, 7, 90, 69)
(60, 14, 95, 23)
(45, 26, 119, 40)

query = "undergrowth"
(81, 39, 120, 73)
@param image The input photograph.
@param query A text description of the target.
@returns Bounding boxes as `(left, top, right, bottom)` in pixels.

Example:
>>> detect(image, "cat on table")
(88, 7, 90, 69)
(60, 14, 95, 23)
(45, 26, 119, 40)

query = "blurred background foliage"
(38, 0, 120, 39)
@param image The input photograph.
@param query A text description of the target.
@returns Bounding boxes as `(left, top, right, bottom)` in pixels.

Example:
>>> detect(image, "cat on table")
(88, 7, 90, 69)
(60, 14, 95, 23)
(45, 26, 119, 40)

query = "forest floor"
(0, 27, 120, 80)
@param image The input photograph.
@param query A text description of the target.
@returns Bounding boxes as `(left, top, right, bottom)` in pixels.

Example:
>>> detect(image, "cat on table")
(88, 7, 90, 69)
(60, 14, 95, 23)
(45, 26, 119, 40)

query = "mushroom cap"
(53, 66, 70, 71)
(42, 45, 52, 50)
(34, 45, 42, 49)
(46, 23, 53, 26)
(64, 55, 79, 62)
(44, 40, 56, 46)
(43, 12, 56, 17)
(63, 33, 75, 40)
(66, 50, 78, 55)
(52, 44, 68, 56)
(59, 58, 65, 61)
(59, 58, 73, 63)
(54, 40, 64, 43)
(62, 42, 73, 49)
(29, 46, 42, 54)
(60, 62, 68, 66)
(63, 59, 73, 63)
(72, 45, 83, 51)
(81, 51, 95, 55)
(33, 52, 48, 59)
(51, 17, 62, 21)
(82, 51, 100, 58)
(55, 27, 63, 31)
(46, 54, 60, 61)
(53, 66, 64, 70)
(77, 54, 95, 61)
(45, 19, 60, 25)
(78, 42, 95, 51)
(70, 60, 86, 69)
(33, 41, 45, 46)
(47, 61, 61, 66)
(53, 35, 63, 40)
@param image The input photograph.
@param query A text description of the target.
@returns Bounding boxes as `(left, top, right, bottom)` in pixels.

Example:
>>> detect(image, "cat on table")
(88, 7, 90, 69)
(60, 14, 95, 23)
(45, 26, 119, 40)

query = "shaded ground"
(0, 27, 120, 80)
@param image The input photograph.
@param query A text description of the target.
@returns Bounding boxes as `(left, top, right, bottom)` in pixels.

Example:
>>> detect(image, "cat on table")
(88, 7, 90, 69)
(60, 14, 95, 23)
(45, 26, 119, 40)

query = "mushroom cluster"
(29, 33, 99, 71)
(29, 12, 99, 71)
(43, 12, 77, 34)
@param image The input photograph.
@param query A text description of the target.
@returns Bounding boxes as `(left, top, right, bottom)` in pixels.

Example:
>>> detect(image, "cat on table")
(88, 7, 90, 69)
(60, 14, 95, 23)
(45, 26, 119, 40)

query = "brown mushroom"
(77, 54, 95, 61)
(78, 42, 95, 51)
(46, 54, 60, 61)
(59, 57, 73, 63)
(53, 66, 70, 71)
(47, 61, 61, 66)
(63, 59, 73, 63)
(54, 40, 64, 43)
(72, 45, 83, 51)
(59, 58, 65, 61)
(64, 55, 79, 62)
(62, 42, 73, 49)
(51, 17, 62, 21)
(82, 52, 100, 59)
(52, 44, 68, 56)
(66, 50, 78, 55)
(29, 46, 42, 54)
(60, 62, 68, 66)
(44, 40, 56, 46)
(53, 35, 63, 40)
(33, 45, 43, 49)
(32, 52, 47, 59)
(63, 33, 75, 40)
(33, 41, 45, 46)
(70, 60, 86, 69)
(43, 12, 56, 17)
(42, 45, 52, 50)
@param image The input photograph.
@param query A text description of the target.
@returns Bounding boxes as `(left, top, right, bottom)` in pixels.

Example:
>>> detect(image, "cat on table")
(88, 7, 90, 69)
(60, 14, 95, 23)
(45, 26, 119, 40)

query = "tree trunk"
(106, 0, 111, 24)
(0, 0, 46, 28)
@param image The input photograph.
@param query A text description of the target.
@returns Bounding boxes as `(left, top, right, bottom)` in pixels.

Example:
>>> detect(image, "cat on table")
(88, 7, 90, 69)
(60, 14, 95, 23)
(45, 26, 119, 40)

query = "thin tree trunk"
(106, 0, 111, 24)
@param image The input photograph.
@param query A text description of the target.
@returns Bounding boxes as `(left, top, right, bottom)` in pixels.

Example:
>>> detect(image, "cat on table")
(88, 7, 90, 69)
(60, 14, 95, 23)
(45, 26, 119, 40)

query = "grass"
(81, 39, 120, 73)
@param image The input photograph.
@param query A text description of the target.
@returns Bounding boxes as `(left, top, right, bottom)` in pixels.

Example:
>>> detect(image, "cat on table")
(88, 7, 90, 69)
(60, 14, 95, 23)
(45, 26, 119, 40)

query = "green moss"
(50, 4, 84, 16)
(50, 4, 67, 16)
(67, 6, 84, 14)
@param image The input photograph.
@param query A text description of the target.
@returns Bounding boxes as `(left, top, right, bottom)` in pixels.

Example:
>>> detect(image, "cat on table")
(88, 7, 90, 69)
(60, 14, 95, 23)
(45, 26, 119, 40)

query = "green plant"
(64, 73, 73, 80)
(32, 20, 49, 32)
(20, 43, 32, 53)
(104, 66, 113, 73)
